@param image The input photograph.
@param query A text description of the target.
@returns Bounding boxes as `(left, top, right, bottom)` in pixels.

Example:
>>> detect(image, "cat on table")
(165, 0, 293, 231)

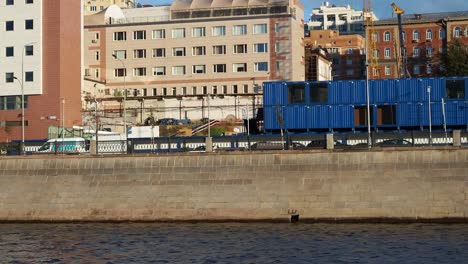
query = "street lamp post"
(12, 77, 24, 155)
(112, 54, 128, 153)
(12, 43, 35, 155)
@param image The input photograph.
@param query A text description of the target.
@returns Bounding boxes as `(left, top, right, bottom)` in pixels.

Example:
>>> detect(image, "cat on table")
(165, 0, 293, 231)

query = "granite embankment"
(0, 148, 467, 222)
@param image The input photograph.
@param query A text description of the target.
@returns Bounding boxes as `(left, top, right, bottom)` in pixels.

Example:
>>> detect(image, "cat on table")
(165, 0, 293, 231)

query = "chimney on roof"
(414, 14, 422, 20)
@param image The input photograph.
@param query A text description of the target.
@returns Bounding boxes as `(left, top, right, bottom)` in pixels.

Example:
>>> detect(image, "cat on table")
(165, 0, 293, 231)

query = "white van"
(36, 138, 88, 154)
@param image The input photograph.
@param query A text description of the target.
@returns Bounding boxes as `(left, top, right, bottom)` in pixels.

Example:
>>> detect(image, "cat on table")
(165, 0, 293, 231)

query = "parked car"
(375, 139, 412, 147)
(306, 140, 347, 149)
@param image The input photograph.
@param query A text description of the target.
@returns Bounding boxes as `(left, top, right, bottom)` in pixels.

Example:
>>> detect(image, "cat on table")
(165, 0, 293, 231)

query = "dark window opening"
(310, 83, 328, 103)
(287, 83, 306, 103)
(354, 106, 373, 126)
(446, 79, 465, 99)
(377, 105, 396, 125)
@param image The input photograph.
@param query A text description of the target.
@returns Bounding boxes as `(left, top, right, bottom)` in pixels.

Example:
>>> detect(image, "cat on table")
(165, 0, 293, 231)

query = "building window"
(446, 79, 465, 99)
(26, 0, 33, 4)
(6, 21, 14, 31)
(153, 66, 166, 76)
(275, 42, 280, 52)
(372, 67, 378, 76)
(90, 6, 96, 11)
(243, 84, 248, 94)
(192, 65, 206, 74)
(172, 66, 185, 75)
(6, 0, 14, 5)
(426, 64, 432, 74)
(233, 63, 247, 72)
(212, 45, 226, 55)
(172, 47, 186, 56)
(133, 49, 146, 58)
(25, 45, 33, 56)
(372, 49, 379, 58)
(95, 69, 100, 78)
(152, 29, 165, 39)
(288, 83, 305, 103)
(222, 85, 227, 94)
(346, 59, 353, 65)
(233, 44, 247, 54)
(114, 68, 126, 77)
(274, 22, 280, 33)
(24, 72, 34, 82)
(113, 31, 126, 41)
(439, 28, 446, 39)
(253, 24, 267, 34)
(426, 29, 432, 40)
(133, 30, 146, 40)
(413, 65, 420, 75)
(95, 51, 100, 60)
(384, 66, 391, 76)
(372, 32, 379, 42)
(172, 28, 185, 38)
(212, 86, 218, 94)
(454, 27, 462, 38)
(6, 47, 14, 57)
(192, 27, 206, 37)
(192, 46, 206, 56)
(232, 25, 247, 35)
(254, 62, 268, 72)
(25, 19, 33, 30)
(213, 64, 226, 73)
(413, 47, 420, 57)
(152, 88, 157, 96)
(384, 48, 391, 58)
(5, 72, 14, 83)
(413, 30, 419, 41)
(383, 31, 390, 41)
(202, 86, 207, 95)
(133, 67, 146, 76)
(253, 43, 268, 53)
(276, 61, 280, 72)
(114, 50, 126, 59)
(346, 69, 354, 76)
(212, 26, 226, 36)
(402, 31, 406, 41)
(181, 87, 187, 95)
(152, 48, 165, 58)
(232, 85, 238, 94)
(162, 88, 167, 96)
(346, 48, 353, 55)
(426, 46, 432, 57)
(192, 86, 197, 95)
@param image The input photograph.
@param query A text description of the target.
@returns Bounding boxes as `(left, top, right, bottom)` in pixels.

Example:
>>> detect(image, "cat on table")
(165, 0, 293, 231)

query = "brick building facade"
(305, 30, 365, 80)
(369, 11, 468, 79)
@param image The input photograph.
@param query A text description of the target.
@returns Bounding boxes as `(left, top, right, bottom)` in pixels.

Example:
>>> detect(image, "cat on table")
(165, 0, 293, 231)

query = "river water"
(0, 223, 467, 263)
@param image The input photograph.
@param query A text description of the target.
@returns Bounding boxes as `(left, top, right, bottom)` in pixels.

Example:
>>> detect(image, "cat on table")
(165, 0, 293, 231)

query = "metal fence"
(1, 131, 467, 156)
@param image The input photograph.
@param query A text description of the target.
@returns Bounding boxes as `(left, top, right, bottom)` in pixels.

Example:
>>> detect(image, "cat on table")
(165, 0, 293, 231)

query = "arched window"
(372, 32, 379, 42)
(384, 47, 391, 58)
(426, 46, 433, 57)
(413, 47, 420, 57)
(426, 29, 432, 40)
(384, 31, 391, 41)
(454, 27, 461, 38)
(439, 28, 446, 39)
(413, 30, 420, 41)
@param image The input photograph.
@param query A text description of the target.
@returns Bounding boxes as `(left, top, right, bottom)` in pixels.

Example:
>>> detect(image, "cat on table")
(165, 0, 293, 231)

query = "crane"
(391, 3, 410, 78)
(364, 0, 378, 78)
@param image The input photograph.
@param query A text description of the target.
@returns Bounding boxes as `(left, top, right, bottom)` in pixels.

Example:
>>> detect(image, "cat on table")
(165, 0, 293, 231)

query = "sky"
(136, 0, 468, 20)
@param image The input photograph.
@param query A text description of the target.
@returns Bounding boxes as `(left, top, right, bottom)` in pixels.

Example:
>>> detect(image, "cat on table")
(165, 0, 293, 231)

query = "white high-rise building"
(308, 1, 377, 35)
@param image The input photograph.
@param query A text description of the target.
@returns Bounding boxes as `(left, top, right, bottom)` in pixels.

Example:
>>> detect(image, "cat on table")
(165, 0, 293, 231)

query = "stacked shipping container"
(263, 77, 468, 132)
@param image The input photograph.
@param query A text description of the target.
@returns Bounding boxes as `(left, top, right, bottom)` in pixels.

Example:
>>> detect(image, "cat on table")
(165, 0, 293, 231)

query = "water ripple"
(0, 223, 467, 263)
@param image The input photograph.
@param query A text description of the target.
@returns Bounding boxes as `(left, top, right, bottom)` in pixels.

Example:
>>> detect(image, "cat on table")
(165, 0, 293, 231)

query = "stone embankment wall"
(0, 149, 467, 222)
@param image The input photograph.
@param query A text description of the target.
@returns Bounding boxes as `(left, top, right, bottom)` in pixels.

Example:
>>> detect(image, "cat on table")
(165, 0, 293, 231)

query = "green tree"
(444, 39, 468, 76)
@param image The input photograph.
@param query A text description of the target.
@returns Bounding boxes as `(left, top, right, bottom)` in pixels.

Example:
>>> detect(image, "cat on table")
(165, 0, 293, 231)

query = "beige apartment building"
(83, 0, 304, 131)
(84, 0, 135, 16)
